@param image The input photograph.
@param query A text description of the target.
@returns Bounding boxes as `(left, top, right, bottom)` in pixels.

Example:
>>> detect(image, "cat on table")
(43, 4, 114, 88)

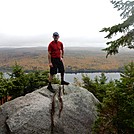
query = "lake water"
(56, 72, 121, 83)
(4, 72, 121, 83)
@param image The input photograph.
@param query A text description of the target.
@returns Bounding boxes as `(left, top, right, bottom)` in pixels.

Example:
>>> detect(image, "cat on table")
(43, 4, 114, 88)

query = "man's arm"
(48, 51, 53, 67)
(60, 43, 64, 58)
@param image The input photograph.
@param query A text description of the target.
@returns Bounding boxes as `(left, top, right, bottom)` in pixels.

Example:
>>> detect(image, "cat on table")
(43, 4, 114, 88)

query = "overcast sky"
(0, 0, 122, 48)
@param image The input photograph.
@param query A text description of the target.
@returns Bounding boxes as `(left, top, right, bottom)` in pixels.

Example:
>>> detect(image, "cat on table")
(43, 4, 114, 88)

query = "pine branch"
(100, 14, 134, 39)
(103, 29, 134, 58)
(111, 0, 134, 19)
(100, 0, 134, 57)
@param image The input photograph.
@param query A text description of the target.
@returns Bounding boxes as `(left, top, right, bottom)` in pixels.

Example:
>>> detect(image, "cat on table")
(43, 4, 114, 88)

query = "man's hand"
(49, 62, 53, 67)
(60, 57, 64, 62)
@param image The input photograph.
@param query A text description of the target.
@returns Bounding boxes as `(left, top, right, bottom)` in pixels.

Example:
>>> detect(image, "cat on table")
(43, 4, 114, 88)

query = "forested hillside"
(0, 47, 133, 72)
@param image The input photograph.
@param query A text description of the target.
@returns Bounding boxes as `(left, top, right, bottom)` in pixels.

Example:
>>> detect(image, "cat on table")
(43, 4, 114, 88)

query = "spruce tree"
(93, 62, 134, 133)
(92, 1, 134, 133)
(100, 0, 134, 57)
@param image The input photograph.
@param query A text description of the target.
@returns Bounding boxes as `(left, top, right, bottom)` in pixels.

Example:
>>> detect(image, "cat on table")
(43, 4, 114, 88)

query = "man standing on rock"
(47, 32, 69, 93)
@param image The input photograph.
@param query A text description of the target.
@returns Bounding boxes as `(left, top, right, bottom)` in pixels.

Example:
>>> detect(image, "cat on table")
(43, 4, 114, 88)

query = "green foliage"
(0, 63, 59, 103)
(95, 0, 134, 132)
(82, 74, 96, 95)
(82, 73, 111, 102)
(0, 72, 7, 103)
(100, 0, 134, 57)
(0, 72, 13, 104)
(115, 62, 134, 133)
(92, 62, 134, 134)
(81, 62, 134, 133)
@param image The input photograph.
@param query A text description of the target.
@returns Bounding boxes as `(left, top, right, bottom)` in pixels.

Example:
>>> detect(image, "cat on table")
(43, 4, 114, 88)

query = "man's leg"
(60, 72, 69, 85)
(61, 72, 64, 82)
(47, 58, 58, 93)
(47, 74, 55, 93)
(57, 59, 69, 85)
(48, 73, 53, 85)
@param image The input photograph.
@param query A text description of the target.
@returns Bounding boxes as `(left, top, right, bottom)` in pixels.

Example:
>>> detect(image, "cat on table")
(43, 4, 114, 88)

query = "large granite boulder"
(0, 84, 99, 134)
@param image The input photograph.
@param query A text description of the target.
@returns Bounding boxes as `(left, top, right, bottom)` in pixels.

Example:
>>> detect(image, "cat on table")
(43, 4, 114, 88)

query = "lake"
(3, 72, 121, 83)
(56, 72, 121, 83)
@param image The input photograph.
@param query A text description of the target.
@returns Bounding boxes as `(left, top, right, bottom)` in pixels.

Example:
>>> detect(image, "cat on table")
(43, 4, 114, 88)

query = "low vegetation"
(79, 62, 134, 133)
(0, 63, 59, 105)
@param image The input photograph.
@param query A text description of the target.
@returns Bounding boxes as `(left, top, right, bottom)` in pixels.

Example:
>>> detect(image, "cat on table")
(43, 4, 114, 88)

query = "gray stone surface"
(0, 84, 99, 134)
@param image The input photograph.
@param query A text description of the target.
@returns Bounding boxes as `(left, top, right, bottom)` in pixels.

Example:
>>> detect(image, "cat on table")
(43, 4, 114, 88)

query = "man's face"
(53, 35, 59, 41)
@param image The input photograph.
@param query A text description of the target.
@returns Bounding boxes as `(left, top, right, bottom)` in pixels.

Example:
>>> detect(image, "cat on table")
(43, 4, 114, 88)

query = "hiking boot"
(61, 81, 70, 85)
(47, 85, 55, 93)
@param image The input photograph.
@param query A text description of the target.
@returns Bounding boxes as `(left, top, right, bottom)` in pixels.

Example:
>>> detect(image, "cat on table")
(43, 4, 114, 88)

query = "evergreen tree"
(82, 74, 96, 96)
(115, 62, 134, 133)
(92, 1, 134, 133)
(98, 72, 108, 84)
(82, 73, 111, 102)
(100, 0, 134, 57)
(93, 62, 134, 133)
(8, 63, 27, 99)
(0, 72, 6, 104)
(7, 63, 60, 100)
(0, 72, 12, 104)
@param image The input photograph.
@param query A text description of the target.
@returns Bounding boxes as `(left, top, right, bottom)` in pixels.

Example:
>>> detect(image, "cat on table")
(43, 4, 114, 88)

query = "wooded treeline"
(0, 47, 133, 72)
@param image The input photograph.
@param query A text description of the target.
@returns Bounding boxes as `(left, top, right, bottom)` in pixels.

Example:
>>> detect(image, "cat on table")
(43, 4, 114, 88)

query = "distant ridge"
(0, 46, 133, 72)
(0, 46, 133, 52)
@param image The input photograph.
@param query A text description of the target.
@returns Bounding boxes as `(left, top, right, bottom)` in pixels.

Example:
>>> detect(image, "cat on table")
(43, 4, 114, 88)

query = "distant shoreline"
(0, 68, 122, 74)
(65, 69, 121, 74)
(0, 46, 133, 74)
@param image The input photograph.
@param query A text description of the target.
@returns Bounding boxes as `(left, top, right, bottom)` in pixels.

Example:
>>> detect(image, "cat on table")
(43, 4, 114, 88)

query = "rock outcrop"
(0, 84, 99, 134)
